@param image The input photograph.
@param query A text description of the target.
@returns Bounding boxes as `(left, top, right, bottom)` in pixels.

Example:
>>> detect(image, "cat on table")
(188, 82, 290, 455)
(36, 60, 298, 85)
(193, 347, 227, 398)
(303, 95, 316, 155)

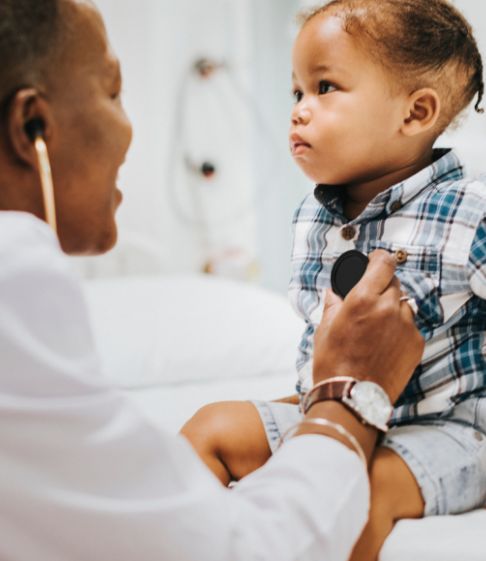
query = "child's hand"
(312, 250, 424, 404)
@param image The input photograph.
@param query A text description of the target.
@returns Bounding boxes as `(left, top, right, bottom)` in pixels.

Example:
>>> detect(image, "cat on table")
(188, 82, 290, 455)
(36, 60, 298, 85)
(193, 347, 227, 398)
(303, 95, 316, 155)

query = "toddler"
(181, 1, 486, 560)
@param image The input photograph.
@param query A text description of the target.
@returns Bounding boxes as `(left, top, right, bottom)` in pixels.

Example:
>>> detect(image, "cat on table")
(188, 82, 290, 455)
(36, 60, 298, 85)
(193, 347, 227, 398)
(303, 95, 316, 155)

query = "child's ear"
(401, 88, 441, 136)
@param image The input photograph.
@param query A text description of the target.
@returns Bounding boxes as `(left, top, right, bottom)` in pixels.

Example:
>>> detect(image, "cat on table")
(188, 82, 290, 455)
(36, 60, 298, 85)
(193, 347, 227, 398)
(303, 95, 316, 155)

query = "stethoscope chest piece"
(331, 250, 369, 299)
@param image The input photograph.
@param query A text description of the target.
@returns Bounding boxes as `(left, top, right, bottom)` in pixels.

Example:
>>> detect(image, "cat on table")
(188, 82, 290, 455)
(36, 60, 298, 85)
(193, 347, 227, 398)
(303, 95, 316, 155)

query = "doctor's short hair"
(0, 0, 62, 111)
(299, 0, 484, 132)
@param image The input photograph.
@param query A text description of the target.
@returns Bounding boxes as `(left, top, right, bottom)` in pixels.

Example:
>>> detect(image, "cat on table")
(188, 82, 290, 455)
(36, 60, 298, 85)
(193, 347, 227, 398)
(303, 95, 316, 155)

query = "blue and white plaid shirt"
(289, 148, 486, 425)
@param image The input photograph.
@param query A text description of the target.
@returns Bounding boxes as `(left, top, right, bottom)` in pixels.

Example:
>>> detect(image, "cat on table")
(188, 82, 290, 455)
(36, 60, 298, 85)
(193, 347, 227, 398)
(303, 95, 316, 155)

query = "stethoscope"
(24, 114, 373, 297)
(331, 250, 369, 298)
(22, 111, 373, 295)
(24, 118, 57, 234)
(330, 248, 417, 318)
(18, 124, 415, 328)
(21, 115, 413, 313)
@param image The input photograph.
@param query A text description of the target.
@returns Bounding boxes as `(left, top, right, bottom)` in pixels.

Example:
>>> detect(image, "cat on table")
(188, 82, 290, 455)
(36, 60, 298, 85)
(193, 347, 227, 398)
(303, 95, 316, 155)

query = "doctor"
(0, 1, 424, 560)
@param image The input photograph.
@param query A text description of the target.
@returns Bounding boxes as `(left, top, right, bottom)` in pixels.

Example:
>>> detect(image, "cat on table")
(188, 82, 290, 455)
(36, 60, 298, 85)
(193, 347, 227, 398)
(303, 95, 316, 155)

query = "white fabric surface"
(124, 372, 296, 433)
(84, 274, 304, 388)
(0, 210, 370, 561)
(380, 510, 486, 561)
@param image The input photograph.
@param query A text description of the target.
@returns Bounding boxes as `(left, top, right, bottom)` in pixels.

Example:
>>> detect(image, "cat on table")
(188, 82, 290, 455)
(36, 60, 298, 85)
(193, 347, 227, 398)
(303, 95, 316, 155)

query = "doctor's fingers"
(379, 276, 402, 308)
(351, 249, 397, 298)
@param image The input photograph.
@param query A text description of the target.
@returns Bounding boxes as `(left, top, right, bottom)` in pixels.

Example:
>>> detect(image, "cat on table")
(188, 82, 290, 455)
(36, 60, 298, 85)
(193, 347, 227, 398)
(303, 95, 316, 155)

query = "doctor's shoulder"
(0, 210, 70, 282)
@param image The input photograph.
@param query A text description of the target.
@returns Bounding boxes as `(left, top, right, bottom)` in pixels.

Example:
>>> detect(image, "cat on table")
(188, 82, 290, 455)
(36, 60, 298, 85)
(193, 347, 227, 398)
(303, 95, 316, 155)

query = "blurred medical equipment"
(167, 55, 279, 281)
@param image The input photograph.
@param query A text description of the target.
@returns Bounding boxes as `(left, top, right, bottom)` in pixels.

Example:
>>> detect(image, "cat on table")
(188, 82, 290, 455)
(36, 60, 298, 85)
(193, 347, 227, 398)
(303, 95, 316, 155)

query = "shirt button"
(390, 200, 402, 213)
(474, 431, 484, 442)
(341, 225, 356, 241)
(395, 249, 408, 264)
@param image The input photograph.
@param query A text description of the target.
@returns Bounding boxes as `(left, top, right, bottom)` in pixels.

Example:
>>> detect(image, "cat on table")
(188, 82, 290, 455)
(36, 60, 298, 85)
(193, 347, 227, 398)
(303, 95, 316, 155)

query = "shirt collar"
(314, 148, 464, 223)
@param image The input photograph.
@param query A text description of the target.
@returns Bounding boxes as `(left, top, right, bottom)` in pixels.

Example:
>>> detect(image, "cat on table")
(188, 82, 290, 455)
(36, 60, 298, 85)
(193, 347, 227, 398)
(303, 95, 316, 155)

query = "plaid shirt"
(289, 148, 486, 425)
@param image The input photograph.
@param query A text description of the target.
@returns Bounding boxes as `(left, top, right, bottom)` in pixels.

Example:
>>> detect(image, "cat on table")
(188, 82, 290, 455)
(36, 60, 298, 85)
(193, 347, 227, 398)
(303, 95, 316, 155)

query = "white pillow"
(82, 274, 304, 388)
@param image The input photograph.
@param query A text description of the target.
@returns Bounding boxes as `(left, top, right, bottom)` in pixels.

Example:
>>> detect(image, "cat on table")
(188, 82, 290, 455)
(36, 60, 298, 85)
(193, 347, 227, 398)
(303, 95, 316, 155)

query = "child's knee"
(180, 402, 233, 454)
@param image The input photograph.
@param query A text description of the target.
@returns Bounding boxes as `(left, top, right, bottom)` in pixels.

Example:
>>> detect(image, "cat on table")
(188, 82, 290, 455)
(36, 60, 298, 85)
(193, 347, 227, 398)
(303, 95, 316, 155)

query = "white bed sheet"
(122, 372, 297, 433)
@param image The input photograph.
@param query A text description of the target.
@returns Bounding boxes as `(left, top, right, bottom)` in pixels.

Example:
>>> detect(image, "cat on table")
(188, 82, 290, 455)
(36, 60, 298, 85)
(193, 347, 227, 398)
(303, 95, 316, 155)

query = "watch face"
(351, 381, 392, 425)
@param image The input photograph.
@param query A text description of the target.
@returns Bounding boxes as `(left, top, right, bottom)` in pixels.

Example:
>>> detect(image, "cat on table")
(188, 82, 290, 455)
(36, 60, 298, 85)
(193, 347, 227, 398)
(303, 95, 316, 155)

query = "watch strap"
(302, 378, 356, 414)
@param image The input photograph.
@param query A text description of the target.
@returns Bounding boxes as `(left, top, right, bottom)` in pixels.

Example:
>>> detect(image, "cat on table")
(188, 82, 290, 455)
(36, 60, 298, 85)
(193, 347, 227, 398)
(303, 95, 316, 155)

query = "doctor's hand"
(312, 250, 424, 404)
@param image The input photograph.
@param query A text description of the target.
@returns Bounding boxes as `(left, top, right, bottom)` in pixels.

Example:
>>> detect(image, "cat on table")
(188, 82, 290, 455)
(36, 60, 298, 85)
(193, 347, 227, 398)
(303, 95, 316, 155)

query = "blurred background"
(74, 0, 486, 293)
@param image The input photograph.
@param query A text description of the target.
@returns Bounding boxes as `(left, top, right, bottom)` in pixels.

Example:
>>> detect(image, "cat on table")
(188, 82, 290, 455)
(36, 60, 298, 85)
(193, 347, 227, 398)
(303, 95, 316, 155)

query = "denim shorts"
(251, 396, 486, 517)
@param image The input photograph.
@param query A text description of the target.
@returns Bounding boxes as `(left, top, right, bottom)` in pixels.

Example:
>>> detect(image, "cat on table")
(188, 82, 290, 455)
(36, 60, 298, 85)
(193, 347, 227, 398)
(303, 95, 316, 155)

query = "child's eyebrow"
(311, 63, 349, 77)
(311, 64, 333, 73)
(292, 63, 347, 81)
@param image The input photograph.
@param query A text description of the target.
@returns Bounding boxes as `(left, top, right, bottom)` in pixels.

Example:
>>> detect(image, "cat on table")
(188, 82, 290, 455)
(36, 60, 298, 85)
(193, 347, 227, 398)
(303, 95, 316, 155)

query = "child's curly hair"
(300, 0, 484, 132)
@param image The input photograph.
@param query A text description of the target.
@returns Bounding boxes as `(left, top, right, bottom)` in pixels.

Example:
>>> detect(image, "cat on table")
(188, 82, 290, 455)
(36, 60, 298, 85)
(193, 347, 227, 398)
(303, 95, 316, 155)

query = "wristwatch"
(302, 377, 393, 432)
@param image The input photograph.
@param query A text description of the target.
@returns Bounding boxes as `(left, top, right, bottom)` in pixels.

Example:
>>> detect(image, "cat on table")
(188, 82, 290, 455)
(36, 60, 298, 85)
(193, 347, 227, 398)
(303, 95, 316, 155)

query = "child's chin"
(300, 169, 322, 184)
(305, 173, 337, 186)
(299, 165, 339, 186)
(312, 172, 348, 186)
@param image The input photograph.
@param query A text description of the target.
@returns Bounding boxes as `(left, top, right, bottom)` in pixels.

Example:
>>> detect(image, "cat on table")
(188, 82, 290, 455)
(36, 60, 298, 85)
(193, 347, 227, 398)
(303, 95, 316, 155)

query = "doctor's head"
(0, 0, 132, 255)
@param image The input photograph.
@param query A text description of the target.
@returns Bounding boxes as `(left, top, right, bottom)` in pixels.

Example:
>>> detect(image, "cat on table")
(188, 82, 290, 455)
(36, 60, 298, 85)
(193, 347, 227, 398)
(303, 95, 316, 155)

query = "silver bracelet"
(279, 417, 368, 466)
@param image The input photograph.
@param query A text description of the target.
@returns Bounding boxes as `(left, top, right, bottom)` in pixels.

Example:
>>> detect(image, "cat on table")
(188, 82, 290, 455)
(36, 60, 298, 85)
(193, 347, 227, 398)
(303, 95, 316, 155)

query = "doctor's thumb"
(321, 288, 342, 324)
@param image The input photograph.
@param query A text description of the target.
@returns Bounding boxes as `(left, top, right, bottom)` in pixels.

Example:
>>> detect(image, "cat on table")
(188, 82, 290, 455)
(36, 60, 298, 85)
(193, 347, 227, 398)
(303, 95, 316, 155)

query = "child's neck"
(343, 149, 435, 221)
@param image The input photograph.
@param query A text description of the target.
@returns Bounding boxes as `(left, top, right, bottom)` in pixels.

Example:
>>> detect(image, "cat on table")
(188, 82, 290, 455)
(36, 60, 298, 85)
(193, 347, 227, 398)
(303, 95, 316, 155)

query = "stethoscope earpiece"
(24, 118, 46, 143)
(24, 118, 57, 234)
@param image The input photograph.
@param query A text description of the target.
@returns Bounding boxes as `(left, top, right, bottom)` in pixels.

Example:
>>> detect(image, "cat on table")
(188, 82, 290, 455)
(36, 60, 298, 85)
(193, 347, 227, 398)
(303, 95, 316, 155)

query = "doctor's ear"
(401, 88, 441, 136)
(7, 88, 53, 168)
(24, 118, 46, 143)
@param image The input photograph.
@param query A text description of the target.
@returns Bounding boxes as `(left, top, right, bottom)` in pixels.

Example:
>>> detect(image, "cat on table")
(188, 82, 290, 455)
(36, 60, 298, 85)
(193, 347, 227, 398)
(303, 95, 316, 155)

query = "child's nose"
(291, 105, 311, 126)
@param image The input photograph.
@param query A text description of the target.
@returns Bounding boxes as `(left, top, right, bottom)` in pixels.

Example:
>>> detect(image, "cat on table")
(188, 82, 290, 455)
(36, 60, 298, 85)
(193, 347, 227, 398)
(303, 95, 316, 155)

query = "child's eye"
(318, 80, 336, 95)
(292, 89, 303, 103)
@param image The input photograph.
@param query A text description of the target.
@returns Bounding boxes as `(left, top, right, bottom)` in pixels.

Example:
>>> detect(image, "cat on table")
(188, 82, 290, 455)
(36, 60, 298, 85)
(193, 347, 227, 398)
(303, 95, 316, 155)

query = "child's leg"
(180, 401, 272, 486)
(349, 447, 425, 561)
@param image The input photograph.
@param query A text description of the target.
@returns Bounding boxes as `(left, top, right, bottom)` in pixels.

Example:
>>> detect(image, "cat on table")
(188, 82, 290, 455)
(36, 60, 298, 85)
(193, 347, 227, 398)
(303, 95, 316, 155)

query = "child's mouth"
(292, 143, 311, 156)
(290, 133, 312, 155)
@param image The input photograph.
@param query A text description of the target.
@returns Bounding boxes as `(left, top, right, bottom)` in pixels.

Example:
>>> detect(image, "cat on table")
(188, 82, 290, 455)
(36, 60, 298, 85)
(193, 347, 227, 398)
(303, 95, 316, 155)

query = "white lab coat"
(0, 211, 369, 561)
